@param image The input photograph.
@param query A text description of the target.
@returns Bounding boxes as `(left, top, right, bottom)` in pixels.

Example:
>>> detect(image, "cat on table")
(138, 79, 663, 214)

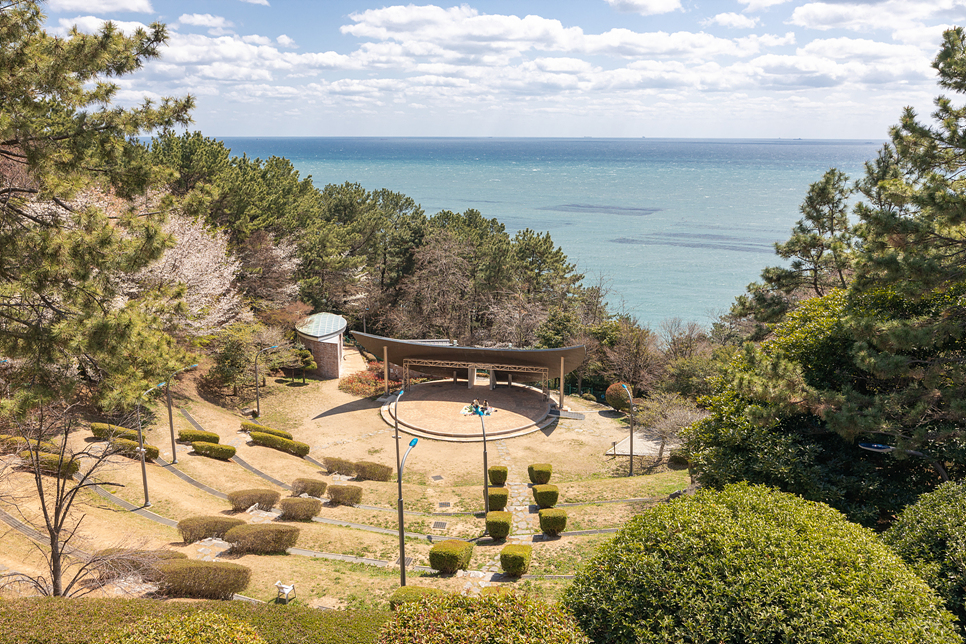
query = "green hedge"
(19, 450, 80, 477)
(381, 593, 590, 644)
(291, 478, 327, 497)
(500, 544, 532, 577)
(328, 485, 363, 506)
(156, 560, 251, 600)
(562, 483, 962, 644)
(178, 429, 220, 444)
(0, 598, 389, 644)
(240, 422, 293, 440)
(177, 516, 246, 544)
(279, 498, 322, 521)
(227, 489, 280, 512)
(224, 524, 300, 554)
(192, 441, 236, 460)
(605, 383, 633, 411)
(90, 423, 139, 441)
(94, 549, 187, 582)
(354, 461, 392, 482)
(485, 511, 512, 540)
(322, 456, 355, 476)
(111, 438, 159, 461)
(532, 484, 559, 509)
(487, 466, 508, 486)
(527, 463, 552, 485)
(487, 487, 509, 511)
(1, 434, 59, 454)
(428, 540, 473, 574)
(539, 508, 567, 536)
(104, 611, 265, 644)
(388, 587, 449, 610)
(249, 431, 310, 457)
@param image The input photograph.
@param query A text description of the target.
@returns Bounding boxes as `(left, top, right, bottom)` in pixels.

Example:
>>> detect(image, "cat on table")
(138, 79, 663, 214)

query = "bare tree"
(659, 318, 709, 363)
(604, 319, 662, 394)
(636, 393, 708, 463)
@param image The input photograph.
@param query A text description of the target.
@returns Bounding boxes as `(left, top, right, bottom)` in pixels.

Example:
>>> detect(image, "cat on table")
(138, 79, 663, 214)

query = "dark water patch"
(539, 204, 661, 216)
(611, 233, 775, 254)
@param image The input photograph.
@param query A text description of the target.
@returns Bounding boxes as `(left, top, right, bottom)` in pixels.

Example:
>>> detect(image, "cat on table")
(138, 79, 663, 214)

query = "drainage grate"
(431, 475, 444, 481)
(395, 556, 414, 567)
(438, 501, 451, 508)
(432, 521, 448, 530)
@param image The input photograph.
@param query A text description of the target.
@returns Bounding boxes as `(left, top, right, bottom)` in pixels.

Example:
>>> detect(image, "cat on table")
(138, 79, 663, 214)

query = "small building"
(295, 312, 348, 379)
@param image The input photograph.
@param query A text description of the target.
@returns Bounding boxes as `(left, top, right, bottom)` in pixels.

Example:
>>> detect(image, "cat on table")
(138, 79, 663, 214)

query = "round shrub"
(487, 487, 509, 511)
(178, 429, 220, 444)
(249, 431, 310, 457)
(227, 489, 280, 512)
(389, 586, 449, 610)
(381, 592, 590, 644)
(19, 450, 80, 477)
(527, 463, 552, 485)
(485, 511, 512, 540)
(291, 478, 327, 497)
(224, 524, 300, 554)
(328, 485, 363, 506)
(500, 544, 532, 577)
(105, 611, 266, 644)
(156, 560, 251, 600)
(94, 549, 187, 582)
(532, 484, 559, 508)
(90, 423, 139, 441)
(192, 441, 236, 460)
(354, 460, 392, 482)
(240, 422, 292, 440)
(110, 438, 159, 461)
(563, 483, 962, 644)
(883, 480, 966, 630)
(279, 497, 322, 521)
(428, 540, 474, 574)
(322, 456, 355, 476)
(580, 392, 597, 402)
(177, 516, 246, 544)
(605, 382, 633, 411)
(539, 508, 567, 536)
(488, 465, 508, 486)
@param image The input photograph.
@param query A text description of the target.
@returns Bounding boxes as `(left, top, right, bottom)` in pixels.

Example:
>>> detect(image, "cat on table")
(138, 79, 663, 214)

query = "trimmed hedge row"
(240, 422, 292, 440)
(532, 484, 559, 509)
(178, 429, 220, 444)
(192, 441, 236, 460)
(486, 512, 512, 540)
(500, 544, 532, 577)
(328, 485, 363, 506)
(94, 549, 187, 582)
(539, 508, 567, 536)
(388, 587, 449, 610)
(224, 524, 299, 554)
(111, 438, 159, 461)
(90, 423, 139, 441)
(156, 560, 251, 600)
(19, 450, 79, 477)
(279, 498, 322, 521)
(487, 487, 509, 511)
(228, 489, 280, 512)
(177, 516, 246, 544)
(488, 466, 508, 486)
(105, 612, 265, 644)
(292, 478, 327, 497)
(249, 431, 310, 457)
(354, 461, 392, 482)
(1, 434, 59, 454)
(322, 456, 355, 476)
(528, 463, 552, 485)
(428, 540, 474, 574)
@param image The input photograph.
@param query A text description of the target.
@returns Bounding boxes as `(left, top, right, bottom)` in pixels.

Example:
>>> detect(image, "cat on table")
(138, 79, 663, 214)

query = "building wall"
(303, 335, 343, 379)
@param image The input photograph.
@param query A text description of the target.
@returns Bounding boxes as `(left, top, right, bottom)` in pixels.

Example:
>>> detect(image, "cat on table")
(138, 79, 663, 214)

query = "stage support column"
(384, 346, 389, 396)
(453, 370, 457, 384)
(468, 366, 477, 388)
(559, 356, 565, 409)
(508, 374, 513, 388)
(489, 370, 496, 390)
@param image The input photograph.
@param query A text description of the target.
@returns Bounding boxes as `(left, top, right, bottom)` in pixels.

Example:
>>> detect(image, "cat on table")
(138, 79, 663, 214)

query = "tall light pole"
(397, 436, 418, 586)
(164, 363, 198, 464)
(254, 345, 279, 418)
(475, 406, 491, 519)
(136, 384, 164, 507)
(621, 384, 635, 477)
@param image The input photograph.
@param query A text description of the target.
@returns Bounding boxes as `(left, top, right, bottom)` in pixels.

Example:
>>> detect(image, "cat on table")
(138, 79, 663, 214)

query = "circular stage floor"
(382, 381, 555, 442)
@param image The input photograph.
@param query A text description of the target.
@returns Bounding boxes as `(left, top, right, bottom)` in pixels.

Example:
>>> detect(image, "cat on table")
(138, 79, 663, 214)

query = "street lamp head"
(409, 438, 418, 447)
(187, 363, 198, 370)
(270, 345, 279, 349)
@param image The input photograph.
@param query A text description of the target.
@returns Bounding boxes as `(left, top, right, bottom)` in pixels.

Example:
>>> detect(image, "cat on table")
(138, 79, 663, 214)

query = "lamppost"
(859, 442, 949, 481)
(473, 405, 491, 519)
(397, 436, 418, 586)
(253, 345, 279, 418)
(136, 384, 164, 507)
(621, 384, 635, 477)
(164, 363, 198, 464)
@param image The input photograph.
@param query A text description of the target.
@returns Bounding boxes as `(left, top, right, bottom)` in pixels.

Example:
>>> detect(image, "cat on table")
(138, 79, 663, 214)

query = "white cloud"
(738, 0, 792, 11)
(48, 0, 152, 12)
(604, 0, 682, 16)
(56, 16, 148, 37)
(789, 0, 966, 33)
(242, 35, 273, 45)
(704, 13, 760, 29)
(239, 0, 270, 5)
(277, 34, 298, 48)
(178, 14, 235, 36)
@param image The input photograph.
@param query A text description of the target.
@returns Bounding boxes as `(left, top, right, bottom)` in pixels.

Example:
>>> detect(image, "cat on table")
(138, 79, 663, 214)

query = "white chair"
(275, 580, 296, 604)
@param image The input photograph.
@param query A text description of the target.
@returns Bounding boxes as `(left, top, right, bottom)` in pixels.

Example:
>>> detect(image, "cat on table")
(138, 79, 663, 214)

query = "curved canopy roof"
(297, 312, 347, 342)
(352, 331, 585, 380)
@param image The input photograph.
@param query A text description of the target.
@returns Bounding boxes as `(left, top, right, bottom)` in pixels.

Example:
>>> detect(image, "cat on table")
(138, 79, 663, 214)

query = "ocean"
(218, 137, 883, 328)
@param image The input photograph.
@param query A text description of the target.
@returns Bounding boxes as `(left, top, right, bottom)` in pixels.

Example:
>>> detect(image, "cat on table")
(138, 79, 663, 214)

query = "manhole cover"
(438, 502, 451, 508)
(432, 521, 447, 530)
(431, 475, 444, 481)
(395, 557, 413, 567)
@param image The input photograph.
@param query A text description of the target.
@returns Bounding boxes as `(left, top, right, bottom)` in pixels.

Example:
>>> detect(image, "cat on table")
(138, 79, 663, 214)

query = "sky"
(43, 0, 966, 138)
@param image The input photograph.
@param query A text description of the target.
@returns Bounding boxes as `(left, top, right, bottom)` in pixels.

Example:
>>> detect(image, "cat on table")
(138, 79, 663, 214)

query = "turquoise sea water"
(219, 137, 883, 328)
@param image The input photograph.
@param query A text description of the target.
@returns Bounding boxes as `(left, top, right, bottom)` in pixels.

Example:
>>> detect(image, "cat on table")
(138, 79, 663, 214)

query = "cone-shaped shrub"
(328, 485, 363, 506)
(111, 438, 159, 461)
(177, 516, 246, 544)
(156, 560, 251, 600)
(389, 586, 449, 610)
(500, 544, 532, 577)
(354, 460, 392, 482)
(322, 456, 355, 476)
(279, 497, 322, 521)
(527, 463, 552, 485)
(486, 511, 512, 540)
(487, 487, 509, 511)
(90, 423, 138, 441)
(532, 484, 559, 508)
(178, 429, 219, 444)
(488, 466, 508, 486)
(249, 431, 310, 457)
(240, 422, 292, 440)
(539, 508, 568, 536)
(291, 478, 327, 497)
(227, 489, 280, 512)
(224, 524, 299, 554)
(192, 442, 235, 460)
(428, 540, 473, 574)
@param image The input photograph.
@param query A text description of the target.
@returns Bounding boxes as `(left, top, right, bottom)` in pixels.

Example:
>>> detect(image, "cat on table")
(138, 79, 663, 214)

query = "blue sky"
(45, 0, 964, 138)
